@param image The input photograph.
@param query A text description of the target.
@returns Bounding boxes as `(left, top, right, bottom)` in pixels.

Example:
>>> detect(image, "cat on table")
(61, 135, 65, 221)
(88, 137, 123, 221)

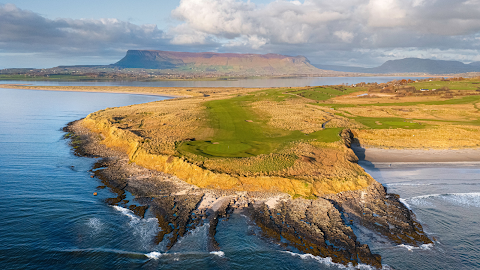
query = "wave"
(86, 217, 103, 233)
(210, 251, 225, 257)
(283, 251, 392, 270)
(397, 243, 433, 252)
(144, 250, 225, 260)
(60, 247, 147, 258)
(145, 251, 163, 260)
(112, 206, 160, 250)
(387, 183, 433, 187)
(399, 198, 412, 210)
(406, 192, 480, 208)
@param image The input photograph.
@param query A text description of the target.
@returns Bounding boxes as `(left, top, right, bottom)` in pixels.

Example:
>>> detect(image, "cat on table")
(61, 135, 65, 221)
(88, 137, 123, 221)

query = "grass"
(177, 90, 342, 158)
(314, 94, 480, 110)
(288, 86, 361, 101)
(352, 117, 425, 129)
(410, 79, 480, 91)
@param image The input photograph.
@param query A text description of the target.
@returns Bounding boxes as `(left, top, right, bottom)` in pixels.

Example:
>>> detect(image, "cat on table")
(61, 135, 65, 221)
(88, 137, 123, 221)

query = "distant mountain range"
(39, 53, 480, 77)
(110, 50, 324, 75)
(313, 58, 480, 74)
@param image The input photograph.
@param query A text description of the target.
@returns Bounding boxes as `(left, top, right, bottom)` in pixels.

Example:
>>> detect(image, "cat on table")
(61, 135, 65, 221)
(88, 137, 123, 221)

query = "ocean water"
(359, 162, 480, 269)
(0, 76, 427, 88)
(0, 87, 479, 269)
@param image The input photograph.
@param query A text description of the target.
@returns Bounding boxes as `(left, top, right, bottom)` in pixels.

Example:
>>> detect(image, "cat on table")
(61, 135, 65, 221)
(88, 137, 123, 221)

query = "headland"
(19, 76, 480, 267)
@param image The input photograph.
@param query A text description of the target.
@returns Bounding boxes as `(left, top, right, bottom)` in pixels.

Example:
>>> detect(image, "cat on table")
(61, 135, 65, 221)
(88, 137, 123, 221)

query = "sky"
(1, 0, 480, 68)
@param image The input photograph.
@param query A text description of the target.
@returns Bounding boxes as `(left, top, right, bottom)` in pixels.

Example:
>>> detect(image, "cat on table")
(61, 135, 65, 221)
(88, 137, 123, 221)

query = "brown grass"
(355, 125, 480, 149)
(74, 85, 376, 197)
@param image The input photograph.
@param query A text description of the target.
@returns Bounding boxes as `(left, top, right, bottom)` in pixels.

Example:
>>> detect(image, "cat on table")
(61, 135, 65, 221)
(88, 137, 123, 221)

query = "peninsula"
(18, 76, 480, 268)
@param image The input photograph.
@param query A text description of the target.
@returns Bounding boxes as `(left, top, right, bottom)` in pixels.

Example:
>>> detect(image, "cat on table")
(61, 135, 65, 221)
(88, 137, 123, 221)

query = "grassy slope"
(410, 80, 480, 91)
(308, 78, 480, 148)
(74, 78, 480, 196)
(288, 86, 360, 101)
(177, 89, 342, 158)
(177, 79, 480, 158)
(80, 85, 375, 196)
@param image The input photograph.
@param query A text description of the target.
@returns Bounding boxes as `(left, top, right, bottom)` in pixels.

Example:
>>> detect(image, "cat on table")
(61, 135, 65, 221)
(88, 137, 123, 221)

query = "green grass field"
(178, 79, 480, 158)
(410, 80, 480, 91)
(315, 94, 480, 109)
(289, 86, 361, 101)
(353, 117, 425, 129)
(177, 90, 342, 158)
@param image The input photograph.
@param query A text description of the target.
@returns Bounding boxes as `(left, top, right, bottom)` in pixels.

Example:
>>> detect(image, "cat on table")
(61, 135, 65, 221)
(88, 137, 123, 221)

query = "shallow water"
(360, 162, 480, 270)
(0, 76, 427, 88)
(0, 87, 479, 269)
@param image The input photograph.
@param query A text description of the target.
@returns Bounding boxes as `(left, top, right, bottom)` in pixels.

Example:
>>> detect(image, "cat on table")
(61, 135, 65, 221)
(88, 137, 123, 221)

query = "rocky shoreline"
(65, 120, 432, 269)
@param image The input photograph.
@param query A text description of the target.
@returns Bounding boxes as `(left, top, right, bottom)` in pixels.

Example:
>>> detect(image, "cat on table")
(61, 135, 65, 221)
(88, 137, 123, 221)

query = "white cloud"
(0, 4, 177, 58)
(2, 1, 480, 68)
(365, 0, 407, 28)
(171, 0, 351, 47)
(170, 0, 480, 64)
(334, 31, 354, 43)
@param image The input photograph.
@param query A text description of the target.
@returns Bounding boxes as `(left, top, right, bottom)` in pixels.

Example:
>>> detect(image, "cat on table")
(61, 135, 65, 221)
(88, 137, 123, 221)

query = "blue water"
(0, 76, 427, 88)
(0, 88, 361, 270)
(360, 162, 480, 270)
(0, 86, 478, 269)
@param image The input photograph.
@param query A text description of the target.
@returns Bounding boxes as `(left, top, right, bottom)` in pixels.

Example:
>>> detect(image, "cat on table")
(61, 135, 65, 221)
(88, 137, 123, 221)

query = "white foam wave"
(399, 198, 412, 210)
(387, 183, 433, 187)
(145, 251, 163, 260)
(210, 251, 225, 257)
(112, 206, 160, 250)
(406, 192, 480, 208)
(283, 251, 391, 269)
(86, 217, 103, 232)
(397, 243, 433, 252)
(441, 192, 480, 207)
(113, 205, 136, 218)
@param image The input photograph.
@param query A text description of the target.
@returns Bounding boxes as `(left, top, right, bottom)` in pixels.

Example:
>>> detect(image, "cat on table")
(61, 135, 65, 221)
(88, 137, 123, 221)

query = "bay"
(0, 76, 427, 88)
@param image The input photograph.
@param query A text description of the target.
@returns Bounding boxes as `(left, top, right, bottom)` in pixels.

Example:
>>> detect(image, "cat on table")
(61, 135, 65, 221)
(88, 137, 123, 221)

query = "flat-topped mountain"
(112, 50, 323, 75)
(314, 58, 480, 74)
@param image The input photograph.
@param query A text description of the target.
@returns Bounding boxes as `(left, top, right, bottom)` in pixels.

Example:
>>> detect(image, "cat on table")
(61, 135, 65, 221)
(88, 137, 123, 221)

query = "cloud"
(171, 0, 351, 46)
(0, 3, 173, 56)
(170, 0, 480, 65)
(2, 1, 480, 68)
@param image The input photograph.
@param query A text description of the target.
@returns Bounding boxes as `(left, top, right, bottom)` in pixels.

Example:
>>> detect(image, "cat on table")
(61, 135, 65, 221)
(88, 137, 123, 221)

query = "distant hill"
(313, 58, 480, 74)
(111, 50, 324, 75)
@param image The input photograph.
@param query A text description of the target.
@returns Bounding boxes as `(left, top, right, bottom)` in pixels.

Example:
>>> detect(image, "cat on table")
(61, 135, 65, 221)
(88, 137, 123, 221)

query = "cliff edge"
(112, 50, 324, 75)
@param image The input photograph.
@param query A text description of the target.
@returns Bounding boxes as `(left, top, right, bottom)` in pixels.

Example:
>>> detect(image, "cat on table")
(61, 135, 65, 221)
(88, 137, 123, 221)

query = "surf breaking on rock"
(64, 119, 432, 268)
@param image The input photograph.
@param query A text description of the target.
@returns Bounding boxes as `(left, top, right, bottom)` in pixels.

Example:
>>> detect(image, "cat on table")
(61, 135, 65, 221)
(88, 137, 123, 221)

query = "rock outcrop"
(65, 120, 431, 269)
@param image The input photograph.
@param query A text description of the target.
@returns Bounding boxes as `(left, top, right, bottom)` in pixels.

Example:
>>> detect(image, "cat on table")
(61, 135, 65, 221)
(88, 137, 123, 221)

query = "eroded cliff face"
(66, 121, 432, 269)
(112, 50, 322, 74)
(250, 180, 432, 268)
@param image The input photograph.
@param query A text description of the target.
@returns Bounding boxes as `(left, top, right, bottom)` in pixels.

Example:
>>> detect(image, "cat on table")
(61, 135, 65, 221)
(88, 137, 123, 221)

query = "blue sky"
(2, 0, 480, 68)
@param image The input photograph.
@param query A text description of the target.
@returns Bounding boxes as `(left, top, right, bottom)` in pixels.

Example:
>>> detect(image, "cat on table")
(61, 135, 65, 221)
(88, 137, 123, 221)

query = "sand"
(353, 145, 480, 163)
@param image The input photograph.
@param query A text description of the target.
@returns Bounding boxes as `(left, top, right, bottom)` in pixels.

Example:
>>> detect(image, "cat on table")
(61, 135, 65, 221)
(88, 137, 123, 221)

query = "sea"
(0, 78, 479, 269)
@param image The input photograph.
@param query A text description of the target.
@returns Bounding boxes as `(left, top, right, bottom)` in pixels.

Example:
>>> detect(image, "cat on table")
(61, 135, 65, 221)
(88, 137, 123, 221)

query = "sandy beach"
(353, 145, 480, 163)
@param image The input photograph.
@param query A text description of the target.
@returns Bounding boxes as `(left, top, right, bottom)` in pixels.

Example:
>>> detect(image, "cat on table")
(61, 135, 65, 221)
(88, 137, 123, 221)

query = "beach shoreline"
(353, 145, 480, 163)
(0, 84, 188, 98)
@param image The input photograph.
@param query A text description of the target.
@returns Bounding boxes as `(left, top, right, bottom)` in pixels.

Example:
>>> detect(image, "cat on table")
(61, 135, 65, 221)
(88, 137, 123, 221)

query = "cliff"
(112, 50, 323, 74)
(65, 84, 433, 268)
(66, 121, 431, 269)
